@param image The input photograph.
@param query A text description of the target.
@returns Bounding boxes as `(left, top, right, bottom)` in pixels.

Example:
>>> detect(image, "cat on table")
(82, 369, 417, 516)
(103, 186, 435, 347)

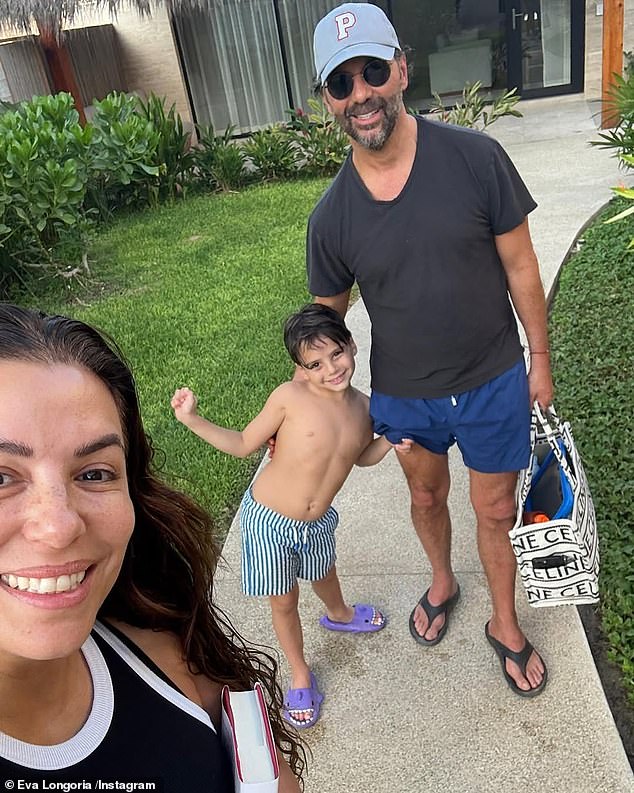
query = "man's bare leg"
(398, 444, 459, 641)
(470, 469, 546, 692)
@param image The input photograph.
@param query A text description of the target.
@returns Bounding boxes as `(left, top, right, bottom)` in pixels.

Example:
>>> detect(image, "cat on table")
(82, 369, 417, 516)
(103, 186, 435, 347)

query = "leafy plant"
(592, 73, 634, 160)
(428, 81, 522, 131)
(603, 154, 634, 249)
(192, 123, 247, 192)
(285, 98, 349, 176)
(88, 92, 161, 217)
(135, 93, 194, 201)
(0, 93, 93, 289)
(243, 125, 300, 181)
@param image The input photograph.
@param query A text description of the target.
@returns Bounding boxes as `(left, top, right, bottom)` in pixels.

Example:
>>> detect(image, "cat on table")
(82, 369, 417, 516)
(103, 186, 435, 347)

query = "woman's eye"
(79, 469, 115, 483)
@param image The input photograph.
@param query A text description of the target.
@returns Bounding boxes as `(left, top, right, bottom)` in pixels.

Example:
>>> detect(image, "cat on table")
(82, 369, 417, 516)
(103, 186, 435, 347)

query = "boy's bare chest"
(283, 397, 370, 458)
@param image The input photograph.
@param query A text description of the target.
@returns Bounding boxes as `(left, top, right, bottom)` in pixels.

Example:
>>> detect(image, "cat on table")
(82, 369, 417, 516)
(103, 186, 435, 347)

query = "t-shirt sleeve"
(306, 212, 355, 297)
(486, 141, 537, 235)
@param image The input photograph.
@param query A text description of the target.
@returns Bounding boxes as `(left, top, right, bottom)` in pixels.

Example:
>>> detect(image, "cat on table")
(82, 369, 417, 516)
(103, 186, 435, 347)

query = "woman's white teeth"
(1, 570, 86, 593)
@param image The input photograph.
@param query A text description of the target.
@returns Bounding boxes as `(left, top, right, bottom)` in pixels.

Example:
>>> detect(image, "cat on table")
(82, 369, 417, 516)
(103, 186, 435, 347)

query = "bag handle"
(532, 401, 577, 488)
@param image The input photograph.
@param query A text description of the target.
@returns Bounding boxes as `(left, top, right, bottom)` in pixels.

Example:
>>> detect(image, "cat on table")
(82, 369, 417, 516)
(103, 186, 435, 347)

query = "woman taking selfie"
(0, 304, 303, 790)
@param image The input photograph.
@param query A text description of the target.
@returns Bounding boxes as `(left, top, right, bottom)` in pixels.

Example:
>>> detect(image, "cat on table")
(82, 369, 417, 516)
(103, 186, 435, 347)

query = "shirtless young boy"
(171, 304, 411, 729)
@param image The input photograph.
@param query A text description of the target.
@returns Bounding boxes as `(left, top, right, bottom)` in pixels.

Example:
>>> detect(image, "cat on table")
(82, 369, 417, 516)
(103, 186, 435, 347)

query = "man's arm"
(314, 289, 352, 318)
(172, 386, 286, 458)
(495, 218, 553, 408)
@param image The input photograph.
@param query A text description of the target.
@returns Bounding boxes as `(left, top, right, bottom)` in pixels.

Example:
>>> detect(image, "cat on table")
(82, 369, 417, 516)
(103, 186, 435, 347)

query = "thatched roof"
(0, 0, 214, 36)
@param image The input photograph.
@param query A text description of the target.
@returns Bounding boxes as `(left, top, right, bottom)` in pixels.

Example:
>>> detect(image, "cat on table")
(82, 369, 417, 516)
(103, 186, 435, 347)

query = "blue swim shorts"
(370, 359, 531, 473)
(240, 487, 338, 597)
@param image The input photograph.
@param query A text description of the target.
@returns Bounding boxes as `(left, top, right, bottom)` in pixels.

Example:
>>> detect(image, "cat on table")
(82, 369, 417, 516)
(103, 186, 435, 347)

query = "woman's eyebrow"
(74, 434, 124, 458)
(0, 439, 32, 457)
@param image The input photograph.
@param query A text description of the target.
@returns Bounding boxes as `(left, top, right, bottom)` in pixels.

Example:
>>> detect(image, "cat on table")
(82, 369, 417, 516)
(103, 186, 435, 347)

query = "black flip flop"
(485, 621, 548, 698)
(408, 583, 461, 646)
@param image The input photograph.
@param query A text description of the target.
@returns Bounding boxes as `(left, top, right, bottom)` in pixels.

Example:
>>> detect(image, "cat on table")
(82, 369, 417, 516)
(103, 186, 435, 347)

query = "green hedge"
(549, 198, 634, 703)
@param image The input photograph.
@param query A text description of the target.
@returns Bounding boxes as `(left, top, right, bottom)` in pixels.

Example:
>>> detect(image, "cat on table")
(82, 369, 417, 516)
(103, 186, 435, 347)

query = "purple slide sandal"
(283, 672, 324, 729)
(319, 603, 386, 633)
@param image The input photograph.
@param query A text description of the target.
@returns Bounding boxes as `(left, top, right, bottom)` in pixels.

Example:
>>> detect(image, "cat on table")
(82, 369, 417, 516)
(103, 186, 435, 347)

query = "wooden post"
(601, 0, 624, 129)
(37, 23, 87, 125)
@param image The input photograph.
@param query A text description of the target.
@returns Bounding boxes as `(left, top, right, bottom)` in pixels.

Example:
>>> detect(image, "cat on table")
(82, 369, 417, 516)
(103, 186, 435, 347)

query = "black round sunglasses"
(324, 58, 392, 100)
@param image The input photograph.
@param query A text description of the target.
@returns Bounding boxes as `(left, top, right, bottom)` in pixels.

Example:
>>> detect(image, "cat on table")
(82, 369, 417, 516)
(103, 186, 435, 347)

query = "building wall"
(71, 5, 192, 124)
(585, 0, 634, 100)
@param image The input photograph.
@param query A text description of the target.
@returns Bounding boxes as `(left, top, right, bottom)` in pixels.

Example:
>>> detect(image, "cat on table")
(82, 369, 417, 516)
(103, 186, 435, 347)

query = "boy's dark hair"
(284, 303, 352, 366)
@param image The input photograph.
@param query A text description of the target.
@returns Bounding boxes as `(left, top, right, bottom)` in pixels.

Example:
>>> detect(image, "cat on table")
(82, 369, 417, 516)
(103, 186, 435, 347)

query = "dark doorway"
(384, 0, 584, 110)
(504, 0, 585, 97)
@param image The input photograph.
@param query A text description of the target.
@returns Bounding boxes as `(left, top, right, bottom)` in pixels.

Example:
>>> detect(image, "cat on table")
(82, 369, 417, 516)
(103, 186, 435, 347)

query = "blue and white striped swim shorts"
(239, 487, 338, 597)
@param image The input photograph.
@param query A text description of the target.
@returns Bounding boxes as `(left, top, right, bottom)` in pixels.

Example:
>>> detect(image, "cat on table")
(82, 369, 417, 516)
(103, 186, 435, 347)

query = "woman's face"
(0, 361, 135, 664)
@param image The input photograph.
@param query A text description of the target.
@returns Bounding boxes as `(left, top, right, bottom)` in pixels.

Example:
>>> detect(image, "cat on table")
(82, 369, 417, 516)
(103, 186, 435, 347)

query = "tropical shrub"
(602, 154, 634, 250)
(285, 97, 349, 176)
(192, 123, 247, 192)
(88, 92, 160, 217)
(243, 125, 300, 181)
(0, 93, 93, 290)
(136, 93, 194, 201)
(592, 76, 634, 247)
(428, 81, 522, 131)
(592, 73, 634, 161)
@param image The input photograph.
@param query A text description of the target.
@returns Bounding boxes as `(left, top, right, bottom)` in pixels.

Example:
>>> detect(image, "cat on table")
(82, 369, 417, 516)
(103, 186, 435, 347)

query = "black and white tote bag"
(509, 403, 599, 607)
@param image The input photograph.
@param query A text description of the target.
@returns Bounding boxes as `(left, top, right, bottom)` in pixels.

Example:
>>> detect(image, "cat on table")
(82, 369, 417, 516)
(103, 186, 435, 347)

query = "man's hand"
(171, 387, 198, 424)
(528, 354, 554, 410)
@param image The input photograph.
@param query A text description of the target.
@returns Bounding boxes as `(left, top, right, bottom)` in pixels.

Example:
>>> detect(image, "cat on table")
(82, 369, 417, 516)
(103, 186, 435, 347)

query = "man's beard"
(339, 91, 402, 151)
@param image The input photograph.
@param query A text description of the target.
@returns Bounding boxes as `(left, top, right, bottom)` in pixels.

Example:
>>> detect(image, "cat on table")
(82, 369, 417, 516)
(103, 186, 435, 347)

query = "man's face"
(323, 56, 408, 151)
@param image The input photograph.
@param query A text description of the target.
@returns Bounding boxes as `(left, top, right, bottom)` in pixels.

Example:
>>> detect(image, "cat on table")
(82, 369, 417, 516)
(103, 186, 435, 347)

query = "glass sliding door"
(173, 0, 347, 132)
(506, 0, 583, 97)
(386, 0, 507, 111)
(172, 0, 290, 134)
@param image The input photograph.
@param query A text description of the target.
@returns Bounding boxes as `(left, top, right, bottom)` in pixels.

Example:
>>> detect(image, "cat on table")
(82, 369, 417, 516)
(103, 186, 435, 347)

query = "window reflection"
(387, 0, 506, 111)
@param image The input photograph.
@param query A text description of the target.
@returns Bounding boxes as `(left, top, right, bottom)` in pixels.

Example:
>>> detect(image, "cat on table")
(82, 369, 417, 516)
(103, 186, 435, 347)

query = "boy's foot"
(283, 672, 324, 729)
(319, 603, 386, 632)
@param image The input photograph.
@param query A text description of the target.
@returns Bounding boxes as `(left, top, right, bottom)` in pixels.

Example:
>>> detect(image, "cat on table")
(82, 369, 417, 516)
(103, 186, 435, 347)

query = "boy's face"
(298, 336, 357, 393)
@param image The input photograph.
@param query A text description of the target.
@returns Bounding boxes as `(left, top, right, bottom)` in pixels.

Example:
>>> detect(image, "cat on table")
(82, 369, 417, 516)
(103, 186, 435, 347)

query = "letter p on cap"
(335, 11, 356, 40)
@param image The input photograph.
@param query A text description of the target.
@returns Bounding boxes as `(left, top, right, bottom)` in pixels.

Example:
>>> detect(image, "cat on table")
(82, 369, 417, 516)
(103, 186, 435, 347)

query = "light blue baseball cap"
(313, 3, 401, 86)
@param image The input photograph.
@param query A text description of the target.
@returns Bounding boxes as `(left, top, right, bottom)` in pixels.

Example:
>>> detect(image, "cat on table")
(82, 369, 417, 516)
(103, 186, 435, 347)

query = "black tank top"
(0, 622, 234, 791)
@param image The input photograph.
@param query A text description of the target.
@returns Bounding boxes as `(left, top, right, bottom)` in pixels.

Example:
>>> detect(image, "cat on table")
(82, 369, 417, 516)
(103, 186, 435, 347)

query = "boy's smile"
(299, 336, 357, 393)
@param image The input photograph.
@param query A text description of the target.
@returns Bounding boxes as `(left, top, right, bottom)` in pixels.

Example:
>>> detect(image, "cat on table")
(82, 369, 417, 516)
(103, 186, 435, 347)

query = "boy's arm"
(171, 386, 286, 459)
(356, 435, 413, 467)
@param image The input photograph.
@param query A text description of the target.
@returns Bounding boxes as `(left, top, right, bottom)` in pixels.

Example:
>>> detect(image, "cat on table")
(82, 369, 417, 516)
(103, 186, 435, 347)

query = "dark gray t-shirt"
(307, 116, 537, 399)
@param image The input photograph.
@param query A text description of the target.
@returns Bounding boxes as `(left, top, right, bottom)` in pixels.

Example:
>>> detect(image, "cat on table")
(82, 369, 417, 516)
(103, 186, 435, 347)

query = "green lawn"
(549, 197, 634, 703)
(20, 179, 330, 532)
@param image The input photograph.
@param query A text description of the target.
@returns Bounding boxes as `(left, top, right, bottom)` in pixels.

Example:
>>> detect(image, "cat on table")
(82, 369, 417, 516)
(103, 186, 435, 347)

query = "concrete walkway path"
(217, 94, 634, 792)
